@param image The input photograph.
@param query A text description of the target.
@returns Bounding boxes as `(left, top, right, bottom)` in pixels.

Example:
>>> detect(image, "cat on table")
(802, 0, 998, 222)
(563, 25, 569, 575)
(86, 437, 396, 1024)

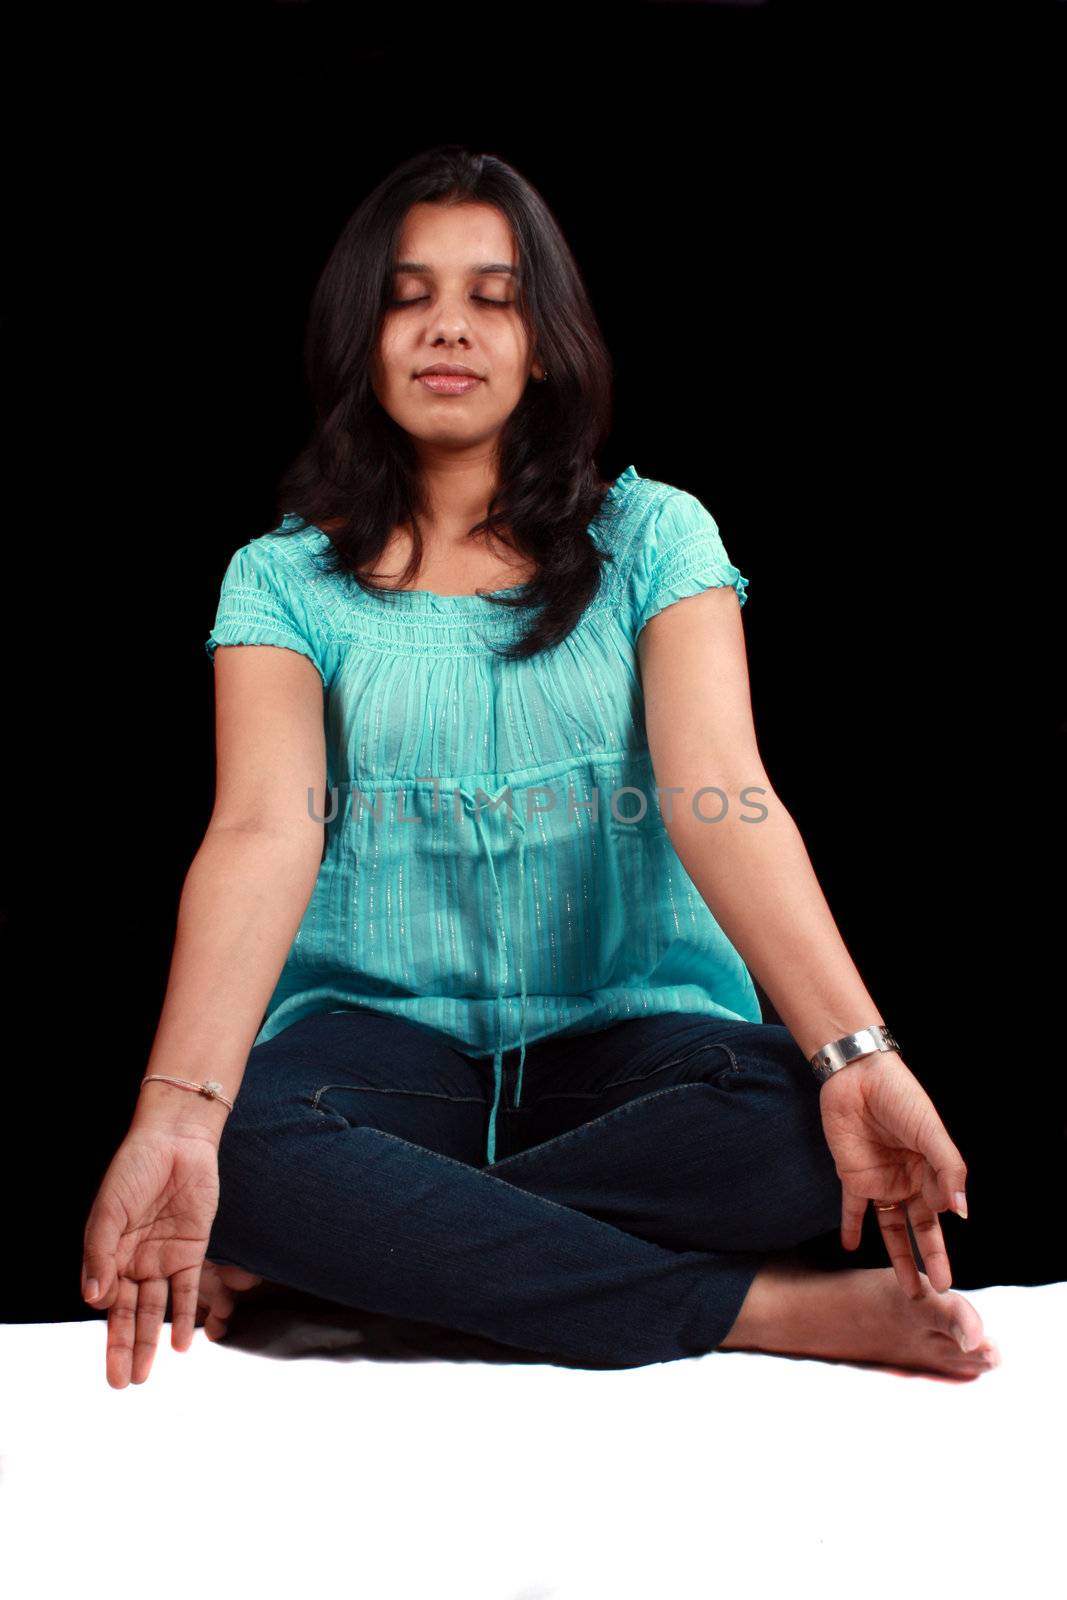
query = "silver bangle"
(140, 1075, 235, 1111)
(809, 1024, 900, 1085)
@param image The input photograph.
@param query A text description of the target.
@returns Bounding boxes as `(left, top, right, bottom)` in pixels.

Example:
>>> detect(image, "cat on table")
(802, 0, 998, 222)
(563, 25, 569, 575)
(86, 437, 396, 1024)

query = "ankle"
(719, 1250, 821, 1352)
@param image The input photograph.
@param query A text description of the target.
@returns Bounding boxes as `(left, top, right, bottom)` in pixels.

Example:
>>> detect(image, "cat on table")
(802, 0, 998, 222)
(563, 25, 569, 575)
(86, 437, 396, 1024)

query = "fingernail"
(952, 1322, 974, 1352)
(84, 1278, 100, 1301)
(954, 1191, 968, 1219)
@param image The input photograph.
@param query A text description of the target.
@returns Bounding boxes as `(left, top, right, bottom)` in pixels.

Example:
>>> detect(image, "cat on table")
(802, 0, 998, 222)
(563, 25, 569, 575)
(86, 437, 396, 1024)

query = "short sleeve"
(629, 489, 749, 639)
(204, 535, 329, 688)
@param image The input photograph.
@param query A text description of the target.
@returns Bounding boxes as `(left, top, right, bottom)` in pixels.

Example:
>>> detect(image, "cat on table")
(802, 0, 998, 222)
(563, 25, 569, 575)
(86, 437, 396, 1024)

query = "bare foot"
(196, 1260, 266, 1342)
(719, 1255, 1003, 1379)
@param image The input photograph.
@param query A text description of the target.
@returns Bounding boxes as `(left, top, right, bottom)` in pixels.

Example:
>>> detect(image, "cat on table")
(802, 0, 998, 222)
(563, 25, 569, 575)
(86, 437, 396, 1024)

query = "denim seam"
(309, 1043, 738, 1119)
(309, 1084, 484, 1113)
(513, 1043, 739, 1108)
(298, 1108, 688, 1229)
(487, 1079, 738, 1174)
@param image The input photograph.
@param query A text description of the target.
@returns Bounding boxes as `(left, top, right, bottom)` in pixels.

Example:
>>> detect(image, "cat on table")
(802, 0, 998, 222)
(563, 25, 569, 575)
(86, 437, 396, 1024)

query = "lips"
(416, 373, 483, 395)
(417, 363, 481, 378)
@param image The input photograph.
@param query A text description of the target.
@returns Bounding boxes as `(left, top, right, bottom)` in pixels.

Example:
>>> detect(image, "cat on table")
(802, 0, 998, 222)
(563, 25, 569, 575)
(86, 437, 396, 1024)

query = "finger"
(106, 1277, 140, 1389)
(130, 1278, 169, 1385)
(917, 1118, 968, 1219)
(840, 1188, 868, 1252)
(170, 1265, 203, 1354)
(875, 1205, 924, 1299)
(82, 1203, 123, 1309)
(903, 1192, 953, 1292)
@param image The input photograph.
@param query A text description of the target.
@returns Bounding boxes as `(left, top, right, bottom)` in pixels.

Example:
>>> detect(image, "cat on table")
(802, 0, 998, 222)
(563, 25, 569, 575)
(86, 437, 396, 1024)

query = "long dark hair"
(275, 144, 618, 660)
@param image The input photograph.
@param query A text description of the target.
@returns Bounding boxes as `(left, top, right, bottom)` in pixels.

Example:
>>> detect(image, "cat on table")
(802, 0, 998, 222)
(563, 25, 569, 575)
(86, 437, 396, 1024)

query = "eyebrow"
(392, 261, 518, 277)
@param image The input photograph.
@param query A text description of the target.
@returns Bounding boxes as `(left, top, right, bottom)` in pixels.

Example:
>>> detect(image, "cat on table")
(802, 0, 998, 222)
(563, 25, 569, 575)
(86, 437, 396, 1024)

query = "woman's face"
(371, 201, 545, 461)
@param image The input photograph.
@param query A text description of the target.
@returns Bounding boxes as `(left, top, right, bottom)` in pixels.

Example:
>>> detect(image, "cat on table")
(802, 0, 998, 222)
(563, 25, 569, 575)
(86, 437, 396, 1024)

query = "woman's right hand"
(81, 1126, 221, 1388)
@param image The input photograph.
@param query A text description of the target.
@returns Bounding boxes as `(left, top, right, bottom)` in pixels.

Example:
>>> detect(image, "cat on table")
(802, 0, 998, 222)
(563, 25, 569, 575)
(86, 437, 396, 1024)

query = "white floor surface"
(2, 1282, 1063, 1600)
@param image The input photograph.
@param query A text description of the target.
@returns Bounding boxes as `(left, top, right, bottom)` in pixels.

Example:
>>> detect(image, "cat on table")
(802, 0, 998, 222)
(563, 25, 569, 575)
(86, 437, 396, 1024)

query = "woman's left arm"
(638, 587, 968, 1297)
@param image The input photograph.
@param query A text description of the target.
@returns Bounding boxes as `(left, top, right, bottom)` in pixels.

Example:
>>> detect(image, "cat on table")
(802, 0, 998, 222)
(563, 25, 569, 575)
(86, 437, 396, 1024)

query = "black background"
(4, 1, 1064, 1324)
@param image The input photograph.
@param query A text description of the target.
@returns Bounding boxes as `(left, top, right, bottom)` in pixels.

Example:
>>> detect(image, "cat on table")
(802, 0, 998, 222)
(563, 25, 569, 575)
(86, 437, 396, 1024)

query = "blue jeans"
(206, 1009, 844, 1368)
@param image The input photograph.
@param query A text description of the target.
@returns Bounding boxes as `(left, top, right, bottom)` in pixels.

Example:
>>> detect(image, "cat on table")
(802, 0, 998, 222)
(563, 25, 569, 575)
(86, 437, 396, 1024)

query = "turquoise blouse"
(205, 465, 760, 1163)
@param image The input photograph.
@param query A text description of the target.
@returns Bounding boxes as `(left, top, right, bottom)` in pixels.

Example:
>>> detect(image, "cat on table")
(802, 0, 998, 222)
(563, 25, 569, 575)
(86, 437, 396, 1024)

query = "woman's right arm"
(133, 642, 328, 1141)
(82, 643, 328, 1385)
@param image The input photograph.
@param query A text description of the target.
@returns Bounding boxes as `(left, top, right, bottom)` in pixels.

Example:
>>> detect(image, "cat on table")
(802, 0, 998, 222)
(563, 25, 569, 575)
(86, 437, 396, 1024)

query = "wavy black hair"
(274, 144, 619, 661)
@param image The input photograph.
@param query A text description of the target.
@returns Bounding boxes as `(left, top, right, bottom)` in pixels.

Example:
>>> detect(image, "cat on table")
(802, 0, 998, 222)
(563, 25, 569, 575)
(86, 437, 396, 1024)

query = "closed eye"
(389, 296, 513, 307)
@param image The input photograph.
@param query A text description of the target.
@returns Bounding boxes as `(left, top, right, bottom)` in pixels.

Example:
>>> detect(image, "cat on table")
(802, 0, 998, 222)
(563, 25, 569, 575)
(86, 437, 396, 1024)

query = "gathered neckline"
(290, 464, 641, 614)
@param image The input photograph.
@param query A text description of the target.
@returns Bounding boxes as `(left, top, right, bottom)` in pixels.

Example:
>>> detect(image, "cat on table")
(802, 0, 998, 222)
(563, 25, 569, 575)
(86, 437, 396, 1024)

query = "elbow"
(202, 816, 327, 875)
(657, 768, 777, 833)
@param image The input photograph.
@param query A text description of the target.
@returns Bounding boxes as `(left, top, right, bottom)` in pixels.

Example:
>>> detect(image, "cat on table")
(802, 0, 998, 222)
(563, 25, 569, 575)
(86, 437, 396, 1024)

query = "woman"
(81, 145, 1001, 1389)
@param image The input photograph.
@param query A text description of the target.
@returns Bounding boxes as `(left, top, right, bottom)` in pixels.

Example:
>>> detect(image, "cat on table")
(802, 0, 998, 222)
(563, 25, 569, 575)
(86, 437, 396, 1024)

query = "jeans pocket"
(655, 1039, 741, 1084)
(303, 1086, 354, 1125)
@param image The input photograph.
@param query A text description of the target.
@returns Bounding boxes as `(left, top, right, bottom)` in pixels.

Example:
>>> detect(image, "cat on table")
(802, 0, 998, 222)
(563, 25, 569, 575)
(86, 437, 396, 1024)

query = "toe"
(935, 1291, 984, 1352)
(216, 1287, 237, 1318)
(217, 1265, 263, 1292)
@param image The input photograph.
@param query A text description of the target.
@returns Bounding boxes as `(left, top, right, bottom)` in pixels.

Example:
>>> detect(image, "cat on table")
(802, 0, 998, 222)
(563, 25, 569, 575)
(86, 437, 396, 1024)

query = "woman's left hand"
(817, 1053, 968, 1298)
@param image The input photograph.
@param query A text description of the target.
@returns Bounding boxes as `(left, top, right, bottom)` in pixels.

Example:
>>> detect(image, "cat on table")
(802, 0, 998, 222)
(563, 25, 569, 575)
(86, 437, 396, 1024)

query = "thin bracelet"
(140, 1075, 235, 1111)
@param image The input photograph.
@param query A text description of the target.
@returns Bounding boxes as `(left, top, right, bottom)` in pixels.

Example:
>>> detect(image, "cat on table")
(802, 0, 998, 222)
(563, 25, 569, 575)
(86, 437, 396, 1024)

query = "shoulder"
(605, 466, 717, 579)
(216, 518, 333, 597)
(205, 518, 339, 683)
(607, 468, 750, 639)
(257, 515, 333, 575)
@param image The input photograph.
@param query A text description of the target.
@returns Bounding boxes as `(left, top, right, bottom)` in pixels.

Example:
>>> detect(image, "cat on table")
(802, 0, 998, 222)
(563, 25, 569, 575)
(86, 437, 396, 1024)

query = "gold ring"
(875, 1202, 899, 1211)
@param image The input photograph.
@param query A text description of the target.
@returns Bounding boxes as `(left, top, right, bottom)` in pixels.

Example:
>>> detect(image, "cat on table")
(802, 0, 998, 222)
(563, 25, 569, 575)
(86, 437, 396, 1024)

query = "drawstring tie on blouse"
(458, 783, 528, 1165)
